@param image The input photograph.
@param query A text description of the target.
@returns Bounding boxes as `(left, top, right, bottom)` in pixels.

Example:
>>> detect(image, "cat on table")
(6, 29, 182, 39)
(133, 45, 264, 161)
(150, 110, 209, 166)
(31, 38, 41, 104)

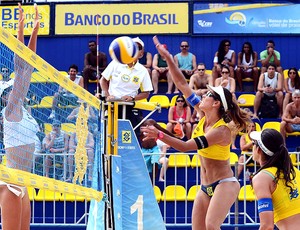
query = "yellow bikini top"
(192, 117, 230, 160)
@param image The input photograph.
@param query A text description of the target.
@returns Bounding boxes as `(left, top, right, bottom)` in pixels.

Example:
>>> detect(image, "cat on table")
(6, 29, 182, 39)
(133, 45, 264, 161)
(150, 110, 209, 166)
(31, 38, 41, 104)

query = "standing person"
(250, 128, 300, 230)
(283, 67, 300, 110)
(100, 37, 153, 129)
(0, 3, 39, 229)
(152, 44, 174, 94)
(141, 36, 249, 229)
(189, 63, 213, 96)
(48, 64, 84, 120)
(212, 39, 236, 83)
(83, 40, 107, 90)
(236, 41, 259, 91)
(260, 40, 283, 75)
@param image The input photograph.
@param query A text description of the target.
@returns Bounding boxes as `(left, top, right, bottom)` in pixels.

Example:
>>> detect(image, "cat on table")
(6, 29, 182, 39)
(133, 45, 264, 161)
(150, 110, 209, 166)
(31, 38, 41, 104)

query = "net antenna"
(96, 14, 100, 95)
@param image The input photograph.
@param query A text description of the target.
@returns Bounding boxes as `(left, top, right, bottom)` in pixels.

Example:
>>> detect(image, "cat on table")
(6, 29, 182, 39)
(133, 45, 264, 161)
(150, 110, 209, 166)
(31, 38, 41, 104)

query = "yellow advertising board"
(55, 3, 188, 35)
(0, 5, 50, 35)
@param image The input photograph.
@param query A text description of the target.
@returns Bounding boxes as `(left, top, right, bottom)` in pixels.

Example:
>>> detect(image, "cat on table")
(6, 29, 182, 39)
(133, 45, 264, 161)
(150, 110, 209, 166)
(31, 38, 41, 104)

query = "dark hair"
(214, 87, 249, 131)
(197, 63, 206, 67)
(267, 40, 275, 46)
(241, 41, 255, 56)
(288, 67, 300, 89)
(254, 129, 295, 193)
(221, 65, 230, 73)
(69, 64, 78, 72)
(217, 39, 231, 64)
(267, 63, 276, 69)
(175, 95, 188, 107)
(89, 40, 96, 45)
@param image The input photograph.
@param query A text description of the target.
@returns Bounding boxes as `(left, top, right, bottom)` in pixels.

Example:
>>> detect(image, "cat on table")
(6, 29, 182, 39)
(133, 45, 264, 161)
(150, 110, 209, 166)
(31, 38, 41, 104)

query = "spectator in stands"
(174, 41, 197, 86)
(151, 44, 174, 94)
(189, 63, 213, 97)
(283, 67, 300, 110)
(236, 41, 259, 91)
(100, 37, 153, 130)
(48, 64, 84, 120)
(253, 63, 283, 118)
(67, 129, 95, 182)
(215, 66, 236, 100)
(280, 89, 300, 143)
(133, 37, 152, 76)
(237, 121, 256, 177)
(44, 120, 69, 178)
(140, 119, 169, 182)
(0, 4, 40, 230)
(260, 40, 283, 75)
(250, 128, 300, 229)
(142, 36, 249, 230)
(83, 40, 107, 90)
(212, 39, 236, 84)
(166, 95, 192, 139)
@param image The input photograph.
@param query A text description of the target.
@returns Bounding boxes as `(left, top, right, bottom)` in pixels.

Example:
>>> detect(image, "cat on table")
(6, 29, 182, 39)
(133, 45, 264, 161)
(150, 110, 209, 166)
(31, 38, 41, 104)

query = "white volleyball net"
(0, 26, 103, 201)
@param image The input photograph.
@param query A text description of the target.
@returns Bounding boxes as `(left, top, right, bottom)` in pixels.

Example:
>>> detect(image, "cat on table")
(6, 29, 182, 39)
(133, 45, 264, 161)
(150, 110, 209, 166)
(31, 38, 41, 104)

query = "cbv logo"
(197, 20, 213, 27)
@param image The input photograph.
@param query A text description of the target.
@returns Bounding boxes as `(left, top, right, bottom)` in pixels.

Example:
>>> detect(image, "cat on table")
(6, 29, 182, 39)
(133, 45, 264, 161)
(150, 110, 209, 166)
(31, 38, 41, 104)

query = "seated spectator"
(67, 130, 95, 182)
(133, 37, 152, 76)
(44, 120, 69, 178)
(151, 44, 174, 94)
(140, 119, 169, 182)
(253, 63, 283, 118)
(174, 41, 197, 88)
(283, 67, 300, 110)
(212, 39, 236, 83)
(189, 63, 213, 96)
(83, 40, 107, 90)
(280, 89, 300, 143)
(237, 121, 256, 177)
(48, 64, 84, 120)
(215, 66, 236, 100)
(166, 95, 192, 139)
(236, 41, 259, 91)
(260, 40, 283, 75)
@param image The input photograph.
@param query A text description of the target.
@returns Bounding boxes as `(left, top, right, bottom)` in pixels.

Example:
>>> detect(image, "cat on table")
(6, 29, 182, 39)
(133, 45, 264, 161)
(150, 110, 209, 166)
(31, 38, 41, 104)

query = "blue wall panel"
(34, 35, 300, 73)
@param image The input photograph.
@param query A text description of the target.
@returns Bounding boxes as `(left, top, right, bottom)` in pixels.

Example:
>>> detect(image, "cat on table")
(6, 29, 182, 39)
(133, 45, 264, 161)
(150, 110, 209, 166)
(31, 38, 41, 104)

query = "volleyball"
(109, 36, 139, 64)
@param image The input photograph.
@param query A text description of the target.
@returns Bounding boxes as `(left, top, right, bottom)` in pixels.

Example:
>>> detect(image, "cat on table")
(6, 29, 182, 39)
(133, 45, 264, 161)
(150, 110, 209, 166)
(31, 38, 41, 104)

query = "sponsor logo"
(197, 20, 213, 27)
(225, 12, 246, 27)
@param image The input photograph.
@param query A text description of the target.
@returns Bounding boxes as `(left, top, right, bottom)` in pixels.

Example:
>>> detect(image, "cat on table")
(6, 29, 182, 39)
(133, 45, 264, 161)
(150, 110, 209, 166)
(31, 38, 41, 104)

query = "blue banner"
(193, 3, 300, 34)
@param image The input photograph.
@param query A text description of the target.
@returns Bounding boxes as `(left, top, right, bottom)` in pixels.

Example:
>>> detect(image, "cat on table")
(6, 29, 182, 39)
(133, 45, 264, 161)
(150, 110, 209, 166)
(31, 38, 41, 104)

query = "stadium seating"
(230, 152, 239, 166)
(237, 94, 255, 108)
(27, 187, 37, 201)
(154, 185, 162, 202)
(238, 185, 255, 201)
(187, 185, 200, 201)
(149, 95, 170, 108)
(61, 123, 76, 134)
(168, 153, 191, 168)
(191, 154, 200, 168)
(157, 122, 167, 129)
(35, 189, 61, 202)
(262, 121, 280, 132)
(161, 185, 187, 201)
(36, 96, 54, 108)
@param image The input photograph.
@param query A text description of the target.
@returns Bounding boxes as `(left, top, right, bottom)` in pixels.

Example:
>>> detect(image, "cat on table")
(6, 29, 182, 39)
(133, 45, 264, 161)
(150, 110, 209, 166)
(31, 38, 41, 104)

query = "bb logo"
(122, 130, 131, 143)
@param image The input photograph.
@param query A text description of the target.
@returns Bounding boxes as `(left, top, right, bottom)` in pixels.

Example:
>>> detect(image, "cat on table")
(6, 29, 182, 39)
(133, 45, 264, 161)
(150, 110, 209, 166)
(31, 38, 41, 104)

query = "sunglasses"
(206, 91, 218, 100)
(198, 69, 205, 71)
(53, 125, 61, 128)
(138, 45, 143, 50)
(222, 71, 229, 74)
(289, 72, 297, 75)
(180, 45, 189, 48)
(177, 100, 184, 102)
(224, 44, 230, 47)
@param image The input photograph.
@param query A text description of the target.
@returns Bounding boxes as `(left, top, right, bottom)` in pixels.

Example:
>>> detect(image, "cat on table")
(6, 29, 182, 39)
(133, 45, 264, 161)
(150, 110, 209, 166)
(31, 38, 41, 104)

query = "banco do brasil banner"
(55, 3, 188, 35)
(193, 3, 300, 34)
